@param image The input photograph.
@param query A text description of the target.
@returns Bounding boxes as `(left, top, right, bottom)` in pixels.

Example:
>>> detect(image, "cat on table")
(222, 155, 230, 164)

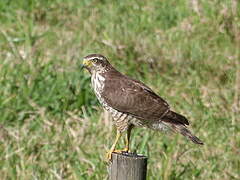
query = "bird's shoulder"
(103, 69, 168, 105)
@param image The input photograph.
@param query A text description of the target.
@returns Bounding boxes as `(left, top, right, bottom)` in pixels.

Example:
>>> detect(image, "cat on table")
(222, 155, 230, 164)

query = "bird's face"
(82, 54, 110, 74)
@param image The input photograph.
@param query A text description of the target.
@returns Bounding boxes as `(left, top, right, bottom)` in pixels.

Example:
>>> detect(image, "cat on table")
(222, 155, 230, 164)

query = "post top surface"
(112, 152, 148, 159)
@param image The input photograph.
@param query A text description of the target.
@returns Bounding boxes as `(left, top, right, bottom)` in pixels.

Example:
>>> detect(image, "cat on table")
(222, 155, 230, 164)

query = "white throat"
(91, 72, 106, 103)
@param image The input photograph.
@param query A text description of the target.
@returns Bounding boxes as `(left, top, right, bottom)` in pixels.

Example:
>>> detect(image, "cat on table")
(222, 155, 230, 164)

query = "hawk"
(82, 54, 203, 160)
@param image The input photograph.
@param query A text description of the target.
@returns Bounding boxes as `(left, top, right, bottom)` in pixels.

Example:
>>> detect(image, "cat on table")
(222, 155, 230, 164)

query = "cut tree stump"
(108, 152, 148, 180)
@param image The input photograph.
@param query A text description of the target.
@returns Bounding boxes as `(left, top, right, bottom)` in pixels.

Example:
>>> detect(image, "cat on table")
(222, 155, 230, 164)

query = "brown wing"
(101, 70, 170, 121)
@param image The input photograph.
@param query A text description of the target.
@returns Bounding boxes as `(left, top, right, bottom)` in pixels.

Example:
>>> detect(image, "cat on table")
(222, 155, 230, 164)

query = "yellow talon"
(106, 130, 122, 161)
(106, 151, 113, 161)
(106, 126, 133, 161)
(122, 147, 130, 152)
(106, 149, 129, 161)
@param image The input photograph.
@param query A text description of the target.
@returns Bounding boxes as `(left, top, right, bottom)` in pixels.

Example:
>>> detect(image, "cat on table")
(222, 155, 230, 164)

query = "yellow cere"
(83, 59, 93, 67)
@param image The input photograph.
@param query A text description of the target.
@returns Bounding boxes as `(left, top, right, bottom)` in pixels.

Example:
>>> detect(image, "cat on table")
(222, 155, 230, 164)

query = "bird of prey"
(82, 54, 203, 160)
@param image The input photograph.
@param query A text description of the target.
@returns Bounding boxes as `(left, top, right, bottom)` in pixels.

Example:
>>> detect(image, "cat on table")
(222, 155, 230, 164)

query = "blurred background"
(0, 0, 239, 179)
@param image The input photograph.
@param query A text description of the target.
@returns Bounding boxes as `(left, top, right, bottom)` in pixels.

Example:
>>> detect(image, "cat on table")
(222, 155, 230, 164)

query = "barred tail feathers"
(161, 110, 204, 145)
(173, 124, 204, 145)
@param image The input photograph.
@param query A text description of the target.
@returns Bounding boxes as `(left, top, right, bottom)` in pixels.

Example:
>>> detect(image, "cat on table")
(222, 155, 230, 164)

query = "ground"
(0, 0, 239, 179)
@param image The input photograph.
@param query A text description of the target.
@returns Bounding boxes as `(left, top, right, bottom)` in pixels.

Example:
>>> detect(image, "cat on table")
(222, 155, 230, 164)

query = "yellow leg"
(106, 130, 122, 160)
(123, 125, 133, 152)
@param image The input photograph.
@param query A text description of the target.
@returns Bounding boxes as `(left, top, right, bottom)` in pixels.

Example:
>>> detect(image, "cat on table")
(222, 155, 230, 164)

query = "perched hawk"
(82, 54, 203, 160)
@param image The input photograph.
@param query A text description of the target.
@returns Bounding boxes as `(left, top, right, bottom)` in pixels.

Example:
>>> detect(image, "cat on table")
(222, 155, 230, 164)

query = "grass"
(0, 0, 239, 179)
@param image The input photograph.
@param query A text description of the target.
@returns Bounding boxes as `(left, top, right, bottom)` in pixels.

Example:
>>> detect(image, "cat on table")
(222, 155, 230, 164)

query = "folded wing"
(102, 71, 170, 121)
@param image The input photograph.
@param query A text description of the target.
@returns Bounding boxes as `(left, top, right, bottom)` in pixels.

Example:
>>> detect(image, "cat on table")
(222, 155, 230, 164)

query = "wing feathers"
(162, 110, 189, 125)
(101, 70, 169, 120)
(101, 69, 189, 126)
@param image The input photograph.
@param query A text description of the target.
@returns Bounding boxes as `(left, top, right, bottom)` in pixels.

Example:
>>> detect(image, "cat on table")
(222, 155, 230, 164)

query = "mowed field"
(0, 0, 239, 179)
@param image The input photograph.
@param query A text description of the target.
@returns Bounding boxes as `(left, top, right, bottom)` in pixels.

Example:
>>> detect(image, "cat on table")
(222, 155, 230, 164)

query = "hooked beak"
(81, 58, 92, 72)
(82, 58, 92, 67)
(80, 64, 85, 70)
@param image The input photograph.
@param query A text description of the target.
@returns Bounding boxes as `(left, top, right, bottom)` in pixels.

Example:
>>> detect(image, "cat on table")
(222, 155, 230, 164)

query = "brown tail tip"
(190, 135, 204, 145)
(178, 126, 204, 145)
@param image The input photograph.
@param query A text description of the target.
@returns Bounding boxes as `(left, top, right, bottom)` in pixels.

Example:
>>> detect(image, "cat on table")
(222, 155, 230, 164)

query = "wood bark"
(108, 152, 148, 180)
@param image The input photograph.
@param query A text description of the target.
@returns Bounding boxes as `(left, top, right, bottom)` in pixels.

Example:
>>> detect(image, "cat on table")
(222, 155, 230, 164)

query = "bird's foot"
(106, 149, 130, 161)
(106, 150, 113, 161)
(122, 147, 130, 153)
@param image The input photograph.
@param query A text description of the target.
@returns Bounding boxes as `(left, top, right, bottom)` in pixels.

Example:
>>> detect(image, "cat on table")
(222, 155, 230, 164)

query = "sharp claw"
(106, 148, 131, 162)
(122, 148, 130, 152)
(106, 150, 113, 161)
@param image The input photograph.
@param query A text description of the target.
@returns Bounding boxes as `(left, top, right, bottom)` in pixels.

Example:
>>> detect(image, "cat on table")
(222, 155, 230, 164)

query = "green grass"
(0, 0, 239, 179)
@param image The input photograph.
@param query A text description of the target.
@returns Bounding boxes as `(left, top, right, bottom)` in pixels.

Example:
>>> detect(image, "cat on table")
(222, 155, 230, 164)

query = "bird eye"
(92, 58, 98, 63)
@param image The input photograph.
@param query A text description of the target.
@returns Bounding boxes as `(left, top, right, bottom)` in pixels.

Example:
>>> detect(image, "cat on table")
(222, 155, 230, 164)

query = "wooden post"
(108, 152, 148, 180)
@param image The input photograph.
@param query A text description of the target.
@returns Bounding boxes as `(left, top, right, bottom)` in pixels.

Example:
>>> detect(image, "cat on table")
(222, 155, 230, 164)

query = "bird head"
(82, 54, 111, 74)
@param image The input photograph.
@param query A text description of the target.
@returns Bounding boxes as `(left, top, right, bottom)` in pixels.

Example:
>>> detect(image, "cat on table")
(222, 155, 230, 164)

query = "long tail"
(173, 124, 204, 145)
(162, 111, 204, 145)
